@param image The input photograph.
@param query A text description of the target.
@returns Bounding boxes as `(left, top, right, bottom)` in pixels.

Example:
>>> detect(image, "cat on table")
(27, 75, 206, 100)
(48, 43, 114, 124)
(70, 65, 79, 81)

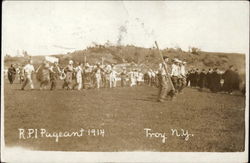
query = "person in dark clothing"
(186, 70, 191, 87)
(8, 64, 16, 84)
(50, 61, 61, 90)
(198, 69, 207, 91)
(232, 69, 240, 90)
(189, 69, 196, 87)
(193, 69, 199, 87)
(222, 65, 236, 94)
(210, 68, 221, 93)
(120, 68, 127, 87)
(206, 68, 213, 89)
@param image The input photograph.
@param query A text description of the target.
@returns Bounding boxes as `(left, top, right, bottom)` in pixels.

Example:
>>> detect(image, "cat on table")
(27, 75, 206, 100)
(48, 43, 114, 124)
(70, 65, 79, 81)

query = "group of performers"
(6, 57, 244, 101)
(153, 56, 243, 102)
(6, 59, 145, 90)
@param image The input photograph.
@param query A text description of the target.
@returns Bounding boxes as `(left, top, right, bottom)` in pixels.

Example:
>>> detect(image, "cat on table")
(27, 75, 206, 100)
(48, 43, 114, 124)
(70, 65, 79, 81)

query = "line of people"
(6, 58, 244, 96)
(143, 57, 244, 102)
(186, 65, 242, 94)
(7, 59, 145, 90)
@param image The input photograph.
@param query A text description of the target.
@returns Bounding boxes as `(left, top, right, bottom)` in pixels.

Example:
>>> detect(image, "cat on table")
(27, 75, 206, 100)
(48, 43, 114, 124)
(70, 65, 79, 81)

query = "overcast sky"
(2, 1, 249, 56)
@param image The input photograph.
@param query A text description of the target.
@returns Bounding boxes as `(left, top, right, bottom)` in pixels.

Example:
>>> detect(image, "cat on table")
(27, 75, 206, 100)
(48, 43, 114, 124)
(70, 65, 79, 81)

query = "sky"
(2, 1, 249, 56)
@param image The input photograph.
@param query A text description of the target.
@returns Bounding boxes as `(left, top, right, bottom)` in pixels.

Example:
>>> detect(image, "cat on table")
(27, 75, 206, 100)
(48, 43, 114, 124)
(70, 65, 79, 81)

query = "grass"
(4, 78, 245, 152)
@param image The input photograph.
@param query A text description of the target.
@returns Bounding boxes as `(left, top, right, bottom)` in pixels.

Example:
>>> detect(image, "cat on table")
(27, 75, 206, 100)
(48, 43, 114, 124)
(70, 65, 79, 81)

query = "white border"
(1, 1, 249, 163)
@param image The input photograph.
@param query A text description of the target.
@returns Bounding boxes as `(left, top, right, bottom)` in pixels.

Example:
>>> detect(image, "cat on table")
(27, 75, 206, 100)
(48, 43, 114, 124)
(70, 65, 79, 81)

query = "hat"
(163, 56, 169, 60)
(85, 63, 90, 67)
(69, 60, 73, 64)
(173, 58, 179, 63)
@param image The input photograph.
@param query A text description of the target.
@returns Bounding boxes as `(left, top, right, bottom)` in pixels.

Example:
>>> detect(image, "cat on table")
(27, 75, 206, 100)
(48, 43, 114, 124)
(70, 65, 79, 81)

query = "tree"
(191, 47, 200, 55)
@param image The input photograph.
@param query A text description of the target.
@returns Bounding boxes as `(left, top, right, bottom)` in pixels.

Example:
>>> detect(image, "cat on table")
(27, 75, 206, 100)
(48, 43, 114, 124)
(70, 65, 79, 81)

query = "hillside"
(4, 45, 245, 75)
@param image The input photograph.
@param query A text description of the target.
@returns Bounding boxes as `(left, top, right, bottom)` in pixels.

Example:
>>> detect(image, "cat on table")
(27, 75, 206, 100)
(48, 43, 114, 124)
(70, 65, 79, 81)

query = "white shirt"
(23, 64, 35, 75)
(75, 66, 83, 77)
(110, 70, 117, 78)
(158, 63, 168, 76)
(180, 65, 186, 76)
(171, 64, 180, 76)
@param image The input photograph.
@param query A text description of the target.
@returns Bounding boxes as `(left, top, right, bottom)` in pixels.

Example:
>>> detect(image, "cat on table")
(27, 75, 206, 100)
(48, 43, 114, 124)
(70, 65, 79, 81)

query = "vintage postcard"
(1, 1, 249, 162)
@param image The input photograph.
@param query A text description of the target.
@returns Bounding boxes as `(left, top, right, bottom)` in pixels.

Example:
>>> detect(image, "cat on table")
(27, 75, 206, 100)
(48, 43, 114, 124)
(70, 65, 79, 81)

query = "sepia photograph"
(1, 1, 249, 162)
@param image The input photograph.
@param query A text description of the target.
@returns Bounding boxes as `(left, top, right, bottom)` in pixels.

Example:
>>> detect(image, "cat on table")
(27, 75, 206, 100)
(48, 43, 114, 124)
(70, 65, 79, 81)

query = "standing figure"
(158, 56, 175, 102)
(8, 64, 16, 84)
(210, 68, 221, 93)
(193, 69, 200, 87)
(206, 69, 213, 89)
(83, 63, 92, 89)
(233, 69, 240, 91)
(62, 60, 74, 90)
(150, 70, 156, 86)
(198, 69, 207, 91)
(171, 59, 181, 92)
(147, 70, 152, 86)
(37, 61, 51, 90)
(222, 65, 237, 94)
(73, 62, 83, 90)
(93, 63, 102, 89)
(129, 69, 136, 87)
(120, 67, 127, 87)
(110, 67, 117, 88)
(104, 64, 112, 88)
(178, 61, 187, 93)
(50, 61, 61, 90)
(21, 60, 35, 90)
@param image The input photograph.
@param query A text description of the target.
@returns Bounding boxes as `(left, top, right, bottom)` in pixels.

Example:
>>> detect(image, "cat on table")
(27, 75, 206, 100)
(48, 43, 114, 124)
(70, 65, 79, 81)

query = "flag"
(45, 56, 59, 63)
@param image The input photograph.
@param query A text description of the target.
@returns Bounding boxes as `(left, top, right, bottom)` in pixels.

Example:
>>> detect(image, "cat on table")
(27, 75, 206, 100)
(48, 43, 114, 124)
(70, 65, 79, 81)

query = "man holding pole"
(158, 56, 175, 102)
(155, 41, 175, 102)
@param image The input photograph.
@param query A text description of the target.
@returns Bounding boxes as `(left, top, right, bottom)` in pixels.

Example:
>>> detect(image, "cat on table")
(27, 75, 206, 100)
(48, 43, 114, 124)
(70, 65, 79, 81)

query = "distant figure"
(198, 69, 207, 91)
(83, 63, 92, 89)
(21, 60, 35, 90)
(189, 69, 196, 87)
(222, 65, 236, 94)
(104, 64, 112, 88)
(120, 67, 127, 87)
(210, 68, 221, 93)
(37, 61, 51, 90)
(193, 68, 199, 87)
(178, 61, 187, 93)
(110, 67, 118, 88)
(50, 61, 61, 90)
(62, 60, 74, 90)
(232, 69, 240, 91)
(8, 64, 16, 84)
(171, 59, 181, 92)
(206, 69, 213, 89)
(93, 63, 102, 89)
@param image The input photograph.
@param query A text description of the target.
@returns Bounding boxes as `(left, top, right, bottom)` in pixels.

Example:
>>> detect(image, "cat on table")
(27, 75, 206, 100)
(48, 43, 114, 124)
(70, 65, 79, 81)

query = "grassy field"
(4, 78, 245, 152)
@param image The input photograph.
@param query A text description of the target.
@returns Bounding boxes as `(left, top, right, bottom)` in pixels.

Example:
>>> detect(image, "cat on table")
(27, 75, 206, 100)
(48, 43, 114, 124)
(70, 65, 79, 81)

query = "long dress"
(222, 69, 235, 93)
(198, 72, 207, 89)
(210, 72, 221, 93)
(8, 66, 16, 84)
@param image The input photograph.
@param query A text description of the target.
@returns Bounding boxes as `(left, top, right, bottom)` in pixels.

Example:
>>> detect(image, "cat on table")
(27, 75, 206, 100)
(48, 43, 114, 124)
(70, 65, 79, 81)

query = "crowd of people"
(6, 57, 244, 102)
(142, 57, 244, 102)
(6, 59, 145, 90)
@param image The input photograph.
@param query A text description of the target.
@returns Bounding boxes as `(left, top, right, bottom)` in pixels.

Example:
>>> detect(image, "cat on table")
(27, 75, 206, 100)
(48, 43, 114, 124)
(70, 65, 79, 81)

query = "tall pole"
(154, 41, 175, 91)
